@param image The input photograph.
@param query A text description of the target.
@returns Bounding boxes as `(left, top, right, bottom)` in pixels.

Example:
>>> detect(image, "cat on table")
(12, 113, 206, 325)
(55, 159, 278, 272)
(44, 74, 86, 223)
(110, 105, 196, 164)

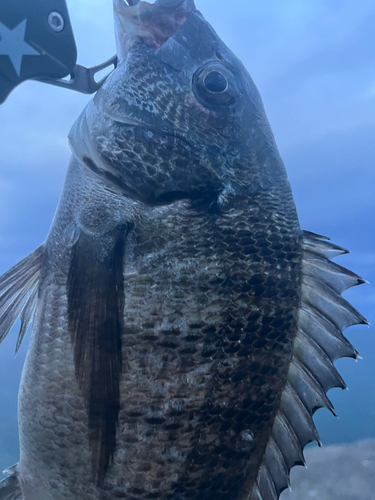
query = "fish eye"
(204, 71, 228, 94)
(193, 63, 235, 107)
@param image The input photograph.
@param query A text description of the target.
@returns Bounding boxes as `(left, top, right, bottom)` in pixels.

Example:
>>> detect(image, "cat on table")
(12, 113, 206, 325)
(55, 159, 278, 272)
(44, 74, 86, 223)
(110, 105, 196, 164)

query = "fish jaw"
(113, 0, 196, 61)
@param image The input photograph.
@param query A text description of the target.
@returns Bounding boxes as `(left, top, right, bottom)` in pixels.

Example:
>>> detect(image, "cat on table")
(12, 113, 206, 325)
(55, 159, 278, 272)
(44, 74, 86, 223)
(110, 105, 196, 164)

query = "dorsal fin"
(0, 246, 43, 351)
(251, 230, 368, 500)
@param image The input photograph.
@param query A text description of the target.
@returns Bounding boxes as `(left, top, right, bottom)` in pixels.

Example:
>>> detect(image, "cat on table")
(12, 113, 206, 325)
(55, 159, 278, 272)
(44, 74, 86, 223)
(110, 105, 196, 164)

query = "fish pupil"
(204, 71, 228, 94)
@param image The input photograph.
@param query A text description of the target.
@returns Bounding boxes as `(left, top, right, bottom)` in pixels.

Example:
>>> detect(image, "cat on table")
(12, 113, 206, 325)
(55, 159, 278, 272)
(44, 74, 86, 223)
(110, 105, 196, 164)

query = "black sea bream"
(0, 1, 367, 499)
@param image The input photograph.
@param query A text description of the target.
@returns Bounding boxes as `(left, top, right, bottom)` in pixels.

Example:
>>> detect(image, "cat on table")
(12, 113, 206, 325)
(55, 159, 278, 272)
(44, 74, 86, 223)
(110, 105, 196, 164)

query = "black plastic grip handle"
(0, 0, 77, 103)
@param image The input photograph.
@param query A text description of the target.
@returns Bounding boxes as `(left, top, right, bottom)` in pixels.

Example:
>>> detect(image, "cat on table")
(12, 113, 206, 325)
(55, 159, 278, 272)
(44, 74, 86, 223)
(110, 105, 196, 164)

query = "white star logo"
(0, 19, 41, 77)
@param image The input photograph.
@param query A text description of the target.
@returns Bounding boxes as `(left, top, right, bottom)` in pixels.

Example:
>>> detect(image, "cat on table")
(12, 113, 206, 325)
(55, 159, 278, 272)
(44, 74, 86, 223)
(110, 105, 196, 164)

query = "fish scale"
(107, 178, 301, 499)
(0, 1, 367, 499)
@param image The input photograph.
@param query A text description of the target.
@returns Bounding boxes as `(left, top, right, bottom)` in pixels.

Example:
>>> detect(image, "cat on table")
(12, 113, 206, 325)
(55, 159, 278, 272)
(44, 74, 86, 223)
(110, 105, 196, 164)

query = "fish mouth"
(113, 0, 196, 56)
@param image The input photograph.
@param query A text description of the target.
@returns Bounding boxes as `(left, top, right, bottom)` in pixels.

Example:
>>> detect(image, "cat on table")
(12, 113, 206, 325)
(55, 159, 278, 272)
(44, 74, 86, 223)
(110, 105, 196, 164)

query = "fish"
(0, 0, 368, 499)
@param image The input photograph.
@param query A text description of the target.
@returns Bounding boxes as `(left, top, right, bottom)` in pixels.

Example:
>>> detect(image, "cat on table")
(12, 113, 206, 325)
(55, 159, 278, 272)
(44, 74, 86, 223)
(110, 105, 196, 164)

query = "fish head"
(69, 0, 287, 204)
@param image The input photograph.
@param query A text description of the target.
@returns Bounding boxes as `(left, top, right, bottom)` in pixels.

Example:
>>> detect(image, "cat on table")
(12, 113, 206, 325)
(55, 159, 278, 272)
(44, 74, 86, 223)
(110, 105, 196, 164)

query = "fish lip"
(113, 0, 196, 53)
(114, 0, 196, 18)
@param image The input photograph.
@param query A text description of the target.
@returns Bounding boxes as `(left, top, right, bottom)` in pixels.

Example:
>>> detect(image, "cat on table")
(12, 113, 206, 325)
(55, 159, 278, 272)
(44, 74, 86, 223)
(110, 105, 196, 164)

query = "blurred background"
(0, 0, 374, 483)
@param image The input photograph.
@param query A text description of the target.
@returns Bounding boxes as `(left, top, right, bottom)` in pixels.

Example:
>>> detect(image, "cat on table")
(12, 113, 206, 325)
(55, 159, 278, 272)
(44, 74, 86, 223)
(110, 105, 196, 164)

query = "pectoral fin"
(67, 226, 127, 486)
(0, 246, 43, 351)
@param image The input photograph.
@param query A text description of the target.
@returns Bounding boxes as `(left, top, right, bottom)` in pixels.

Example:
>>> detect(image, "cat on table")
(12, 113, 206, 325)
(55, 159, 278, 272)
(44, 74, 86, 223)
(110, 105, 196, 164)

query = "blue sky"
(0, 0, 374, 471)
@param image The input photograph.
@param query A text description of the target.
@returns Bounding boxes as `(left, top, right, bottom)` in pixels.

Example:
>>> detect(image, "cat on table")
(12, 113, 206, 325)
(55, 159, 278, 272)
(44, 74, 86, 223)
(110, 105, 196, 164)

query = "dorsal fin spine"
(272, 412, 305, 468)
(265, 436, 291, 494)
(298, 306, 358, 361)
(289, 358, 337, 417)
(257, 464, 278, 500)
